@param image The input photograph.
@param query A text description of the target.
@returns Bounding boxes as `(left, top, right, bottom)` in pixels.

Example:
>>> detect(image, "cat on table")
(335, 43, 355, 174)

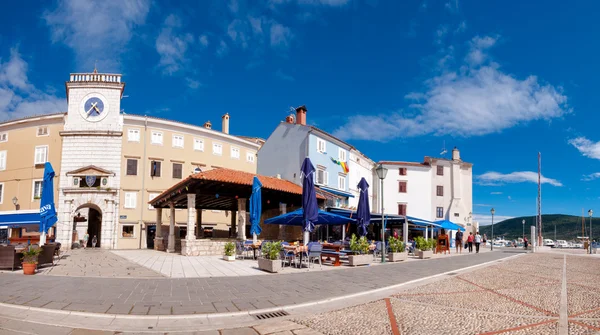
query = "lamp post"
(12, 197, 18, 210)
(522, 219, 525, 241)
(375, 164, 388, 263)
(589, 209, 593, 254)
(490, 208, 495, 251)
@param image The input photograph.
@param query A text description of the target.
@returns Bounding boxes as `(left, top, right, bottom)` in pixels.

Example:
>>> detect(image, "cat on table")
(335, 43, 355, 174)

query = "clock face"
(84, 97, 104, 117)
(79, 93, 109, 122)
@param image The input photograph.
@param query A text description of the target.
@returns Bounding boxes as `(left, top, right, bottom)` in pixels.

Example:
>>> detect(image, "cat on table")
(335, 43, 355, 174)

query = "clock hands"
(86, 102, 101, 118)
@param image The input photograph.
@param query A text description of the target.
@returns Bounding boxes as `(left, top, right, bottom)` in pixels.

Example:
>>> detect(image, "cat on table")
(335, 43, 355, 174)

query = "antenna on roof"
(440, 140, 447, 157)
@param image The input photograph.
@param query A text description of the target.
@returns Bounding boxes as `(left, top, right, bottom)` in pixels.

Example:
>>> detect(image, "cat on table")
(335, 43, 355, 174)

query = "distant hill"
(478, 214, 591, 241)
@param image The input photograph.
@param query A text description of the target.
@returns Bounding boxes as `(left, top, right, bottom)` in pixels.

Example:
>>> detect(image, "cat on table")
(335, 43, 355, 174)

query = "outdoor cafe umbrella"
(301, 158, 319, 244)
(249, 176, 262, 244)
(356, 177, 371, 237)
(264, 208, 355, 226)
(39, 162, 58, 246)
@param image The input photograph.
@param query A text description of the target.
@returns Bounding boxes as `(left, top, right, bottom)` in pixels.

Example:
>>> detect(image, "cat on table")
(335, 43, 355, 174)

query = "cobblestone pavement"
(295, 253, 600, 335)
(0, 251, 510, 315)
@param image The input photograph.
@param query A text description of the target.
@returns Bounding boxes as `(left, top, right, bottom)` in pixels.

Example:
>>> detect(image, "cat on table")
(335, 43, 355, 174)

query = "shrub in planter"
(258, 241, 282, 273)
(387, 236, 407, 262)
(348, 234, 372, 266)
(415, 236, 434, 259)
(21, 246, 41, 275)
(223, 242, 236, 261)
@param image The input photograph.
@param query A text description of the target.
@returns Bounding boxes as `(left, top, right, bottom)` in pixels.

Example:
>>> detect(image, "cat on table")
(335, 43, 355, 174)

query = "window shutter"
(324, 171, 329, 185)
(127, 159, 137, 175)
(173, 163, 182, 179)
(0, 151, 6, 170)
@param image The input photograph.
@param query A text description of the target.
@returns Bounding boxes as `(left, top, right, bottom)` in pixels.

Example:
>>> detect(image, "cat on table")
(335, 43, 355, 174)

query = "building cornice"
(0, 113, 65, 128)
(59, 130, 123, 137)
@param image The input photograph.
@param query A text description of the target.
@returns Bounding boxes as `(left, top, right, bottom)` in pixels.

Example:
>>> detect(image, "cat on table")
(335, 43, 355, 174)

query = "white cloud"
(475, 171, 563, 187)
(466, 35, 497, 66)
(454, 21, 467, 34)
(275, 69, 295, 81)
(490, 192, 503, 195)
(185, 78, 201, 89)
(333, 35, 569, 141)
(474, 213, 514, 226)
(0, 48, 65, 121)
(569, 137, 600, 160)
(435, 25, 448, 45)
(445, 0, 459, 12)
(474, 204, 492, 207)
(216, 40, 229, 58)
(507, 195, 512, 201)
(44, 0, 150, 71)
(155, 14, 195, 75)
(270, 23, 293, 49)
(582, 172, 600, 181)
(199, 34, 209, 47)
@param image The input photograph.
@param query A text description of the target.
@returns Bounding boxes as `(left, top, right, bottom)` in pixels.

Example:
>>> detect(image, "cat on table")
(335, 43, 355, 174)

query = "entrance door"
(87, 208, 102, 247)
(147, 225, 155, 249)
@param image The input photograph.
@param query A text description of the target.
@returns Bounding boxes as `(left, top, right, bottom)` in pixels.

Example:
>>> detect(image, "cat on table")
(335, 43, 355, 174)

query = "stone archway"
(74, 203, 103, 248)
(67, 193, 116, 249)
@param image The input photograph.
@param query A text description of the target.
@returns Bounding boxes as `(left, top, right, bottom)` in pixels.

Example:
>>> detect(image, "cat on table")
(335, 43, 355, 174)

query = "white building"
(347, 149, 375, 209)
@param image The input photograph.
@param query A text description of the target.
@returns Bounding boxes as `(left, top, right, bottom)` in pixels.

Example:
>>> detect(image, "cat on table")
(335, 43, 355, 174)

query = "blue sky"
(1, 0, 600, 224)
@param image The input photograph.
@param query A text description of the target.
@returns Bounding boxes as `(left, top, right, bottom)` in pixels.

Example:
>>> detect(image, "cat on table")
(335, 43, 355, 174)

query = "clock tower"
(55, 70, 125, 249)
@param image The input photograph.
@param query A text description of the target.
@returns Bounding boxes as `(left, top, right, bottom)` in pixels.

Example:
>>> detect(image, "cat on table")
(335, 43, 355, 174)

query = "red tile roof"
(378, 161, 431, 168)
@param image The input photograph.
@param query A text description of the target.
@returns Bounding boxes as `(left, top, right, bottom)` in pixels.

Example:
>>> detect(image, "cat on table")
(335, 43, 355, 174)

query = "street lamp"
(375, 164, 388, 263)
(12, 196, 18, 210)
(589, 209, 593, 254)
(522, 219, 525, 241)
(490, 208, 495, 251)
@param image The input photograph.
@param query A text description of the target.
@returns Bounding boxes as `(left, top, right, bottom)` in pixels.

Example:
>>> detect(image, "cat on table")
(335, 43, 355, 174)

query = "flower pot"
(417, 250, 433, 259)
(348, 254, 372, 266)
(22, 263, 37, 275)
(388, 252, 407, 262)
(223, 255, 235, 262)
(258, 258, 281, 273)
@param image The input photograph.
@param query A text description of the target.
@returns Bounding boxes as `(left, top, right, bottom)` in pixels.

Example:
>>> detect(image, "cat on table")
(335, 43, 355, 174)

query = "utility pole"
(537, 152, 542, 247)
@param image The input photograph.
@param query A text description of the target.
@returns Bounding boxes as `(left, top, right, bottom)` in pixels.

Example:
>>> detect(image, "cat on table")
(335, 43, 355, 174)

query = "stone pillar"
(60, 200, 74, 250)
(403, 218, 409, 245)
(186, 194, 196, 241)
(102, 200, 114, 249)
(167, 204, 176, 253)
(154, 208, 164, 251)
(237, 198, 247, 240)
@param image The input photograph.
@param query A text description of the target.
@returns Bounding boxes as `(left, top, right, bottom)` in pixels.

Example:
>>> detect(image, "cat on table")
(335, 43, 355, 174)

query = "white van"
(543, 239, 555, 247)
(555, 240, 569, 248)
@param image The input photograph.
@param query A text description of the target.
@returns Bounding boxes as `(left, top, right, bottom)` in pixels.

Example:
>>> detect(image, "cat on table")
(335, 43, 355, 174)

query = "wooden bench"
(321, 250, 344, 266)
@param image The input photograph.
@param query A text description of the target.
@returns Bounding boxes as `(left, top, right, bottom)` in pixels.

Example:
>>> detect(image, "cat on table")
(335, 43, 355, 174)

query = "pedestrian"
(91, 235, 98, 248)
(393, 230, 399, 239)
(475, 231, 482, 253)
(455, 229, 464, 254)
(467, 232, 474, 253)
(437, 228, 450, 255)
(83, 231, 89, 249)
(524, 237, 528, 250)
(483, 233, 487, 247)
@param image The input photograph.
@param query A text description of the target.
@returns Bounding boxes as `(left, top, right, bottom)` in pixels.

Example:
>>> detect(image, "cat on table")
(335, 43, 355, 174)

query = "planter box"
(417, 250, 433, 259)
(258, 258, 282, 273)
(22, 263, 37, 275)
(388, 252, 407, 262)
(223, 255, 235, 262)
(348, 254, 372, 266)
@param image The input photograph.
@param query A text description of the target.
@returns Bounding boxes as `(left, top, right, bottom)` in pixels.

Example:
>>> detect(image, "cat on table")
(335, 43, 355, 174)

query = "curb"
(0, 253, 523, 322)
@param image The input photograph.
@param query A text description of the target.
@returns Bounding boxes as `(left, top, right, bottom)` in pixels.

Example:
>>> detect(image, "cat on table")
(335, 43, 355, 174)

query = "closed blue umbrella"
(301, 158, 318, 244)
(249, 176, 262, 243)
(265, 209, 355, 226)
(39, 162, 57, 246)
(356, 177, 371, 237)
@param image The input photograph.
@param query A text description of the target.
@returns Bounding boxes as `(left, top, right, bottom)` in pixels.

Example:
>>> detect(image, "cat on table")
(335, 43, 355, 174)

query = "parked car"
(555, 240, 569, 248)
(573, 243, 583, 249)
(543, 239, 555, 247)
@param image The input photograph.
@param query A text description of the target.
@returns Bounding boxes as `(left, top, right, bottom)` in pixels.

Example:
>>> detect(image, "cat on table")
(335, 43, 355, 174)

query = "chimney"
(295, 105, 307, 126)
(203, 120, 212, 129)
(285, 114, 295, 124)
(221, 113, 229, 134)
(452, 147, 460, 161)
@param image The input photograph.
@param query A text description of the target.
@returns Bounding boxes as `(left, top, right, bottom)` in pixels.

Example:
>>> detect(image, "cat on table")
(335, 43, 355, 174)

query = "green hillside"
(478, 214, 591, 241)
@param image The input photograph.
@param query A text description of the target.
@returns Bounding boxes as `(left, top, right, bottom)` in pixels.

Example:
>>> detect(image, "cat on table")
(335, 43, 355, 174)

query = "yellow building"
(0, 71, 260, 250)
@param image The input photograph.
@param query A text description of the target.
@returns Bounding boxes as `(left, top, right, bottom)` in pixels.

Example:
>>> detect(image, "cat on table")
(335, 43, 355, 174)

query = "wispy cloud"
(474, 213, 514, 226)
(297, 0, 350, 6)
(569, 137, 600, 160)
(44, 0, 150, 71)
(156, 14, 195, 75)
(454, 21, 467, 34)
(445, 0, 459, 13)
(582, 172, 600, 181)
(270, 23, 293, 49)
(275, 69, 295, 81)
(333, 35, 569, 142)
(474, 204, 492, 207)
(185, 78, 201, 89)
(476, 171, 563, 187)
(216, 40, 229, 58)
(490, 191, 503, 195)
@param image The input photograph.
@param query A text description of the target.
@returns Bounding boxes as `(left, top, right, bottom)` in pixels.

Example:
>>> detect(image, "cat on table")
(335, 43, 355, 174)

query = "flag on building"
(330, 157, 349, 173)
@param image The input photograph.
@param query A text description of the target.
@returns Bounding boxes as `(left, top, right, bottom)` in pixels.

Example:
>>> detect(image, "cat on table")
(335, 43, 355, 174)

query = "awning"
(436, 219, 466, 231)
(265, 208, 355, 226)
(0, 211, 41, 227)
(318, 186, 355, 198)
(326, 208, 440, 227)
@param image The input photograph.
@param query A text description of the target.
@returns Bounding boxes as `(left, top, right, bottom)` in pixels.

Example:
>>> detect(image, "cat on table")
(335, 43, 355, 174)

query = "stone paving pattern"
(0, 251, 511, 315)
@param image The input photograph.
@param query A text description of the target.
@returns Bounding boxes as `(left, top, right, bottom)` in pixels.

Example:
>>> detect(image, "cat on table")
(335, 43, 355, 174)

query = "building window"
(128, 128, 140, 142)
(0, 150, 6, 171)
(172, 134, 184, 148)
(193, 138, 204, 151)
(179, 227, 187, 239)
(0, 183, 4, 204)
(398, 203, 407, 216)
(148, 193, 159, 210)
(454, 213, 460, 217)
(316, 168, 328, 185)
(317, 138, 326, 153)
(399, 168, 407, 176)
(437, 166, 444, 176)
(398, 181, 407, 193)
(172, 163, 183, 179)
(124, 192, 137, 209)
(151, 131, 163, 145)
(0, 133, 7, 142)
(34, 146, 48, 165)
(338, 175, 346, 190)
(126, 159, 138, 176)
(436, 207, 444, 218)
(150, 161, 162, 177)
(231, 147, 240, 159)
(246, 152, 255, 163)
(122, 225, 135, 238)
(437, 185, 444, 196)
(33, 180, 43, 200)
(213, 143, 222, 155)
(37, 126, 49, 137)
(338, 148, 346, 162)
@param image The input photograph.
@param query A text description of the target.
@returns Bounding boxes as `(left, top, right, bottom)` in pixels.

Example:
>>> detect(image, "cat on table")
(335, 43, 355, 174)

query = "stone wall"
(180, 239, 232, 256)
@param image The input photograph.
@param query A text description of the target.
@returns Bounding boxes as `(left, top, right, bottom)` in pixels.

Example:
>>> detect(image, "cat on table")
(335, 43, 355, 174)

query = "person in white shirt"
(474, 232, 482, 253)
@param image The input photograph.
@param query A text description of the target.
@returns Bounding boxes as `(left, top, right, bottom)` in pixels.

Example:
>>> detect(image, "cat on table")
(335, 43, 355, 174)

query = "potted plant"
(223, 242, 236, 261)
(21, 246, 41, 275)
(258, 241, 282, 273)
(387, 236, 406, 262)
(415, 236, 434, 259)
(348, 234, 372, 266)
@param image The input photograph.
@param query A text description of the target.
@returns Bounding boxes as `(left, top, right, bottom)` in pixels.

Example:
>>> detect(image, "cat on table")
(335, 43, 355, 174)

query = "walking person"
(91, 235, 98, 248)
(523, 237, 528, 250)
(455, 229, 464, 254)
(82, 231, 89, 249)
(483, 233, 487, 247)
(467, 232, 474, 253)
(475, 231, 482, 253)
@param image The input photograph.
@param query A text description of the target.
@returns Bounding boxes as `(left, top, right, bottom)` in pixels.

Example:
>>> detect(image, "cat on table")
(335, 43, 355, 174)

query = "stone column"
(154, 208, 164, 251)
(167, 204, 176, 253)
(186, 194, 196, 241)
(102, 199, 114, 249)
(403, 218, 409, 246)
(60, 200, 73, 250)
(237, 198, 247, 240)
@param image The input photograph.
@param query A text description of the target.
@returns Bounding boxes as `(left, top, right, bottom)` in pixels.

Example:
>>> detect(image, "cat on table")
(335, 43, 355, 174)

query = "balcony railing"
(69, 73, 122, 83)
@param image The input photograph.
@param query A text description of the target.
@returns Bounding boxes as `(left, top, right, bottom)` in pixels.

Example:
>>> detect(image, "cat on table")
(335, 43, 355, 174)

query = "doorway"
(86, 208, 102, 248)
(146, 225, 155, 249)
